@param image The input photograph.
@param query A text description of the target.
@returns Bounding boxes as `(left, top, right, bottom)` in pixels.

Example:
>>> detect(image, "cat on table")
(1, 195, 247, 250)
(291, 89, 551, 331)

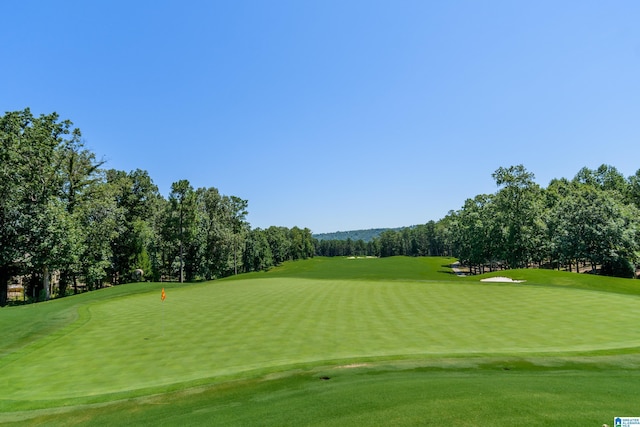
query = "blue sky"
(2, 1, 639, 233)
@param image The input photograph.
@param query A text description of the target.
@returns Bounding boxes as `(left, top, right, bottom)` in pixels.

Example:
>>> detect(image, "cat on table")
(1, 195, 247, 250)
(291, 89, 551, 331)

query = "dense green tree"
(353, 238, 367, 256)
(0, 110, 28, 305)
(455, 194, 500, 273)
(225, 196, 249, 275)
(288, 227, 314, 260)
(57, 135, 105, 294)
(492, 165, 545, 268)
(441, 165, 639, 278)
(574, 164, 628, 195)
(243, 228, 274, 272)
(0, 109, 83, 303)
(106, 169, 162, 284)
(167, 180, 196, 283)
(194, 187, 229, 279)
(315, 237, 373, 257)
(75, 181, 122, 289)
(627, 169, 640, 209)
(265, 226, 291, 265)
(428, 220, 448, 256)
(550, 185, 639, 275)
(367, 238, 381, 257)
(379, 230, 401, 257)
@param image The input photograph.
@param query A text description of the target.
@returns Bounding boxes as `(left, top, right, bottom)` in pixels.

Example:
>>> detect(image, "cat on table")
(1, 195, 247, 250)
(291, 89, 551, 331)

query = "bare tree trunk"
(234, 235, 238, 275)
(179, 211, 184, 283)
(43, 266, 50, 300)
(180, 239, 184, 283)
(0, 267, 9, 307)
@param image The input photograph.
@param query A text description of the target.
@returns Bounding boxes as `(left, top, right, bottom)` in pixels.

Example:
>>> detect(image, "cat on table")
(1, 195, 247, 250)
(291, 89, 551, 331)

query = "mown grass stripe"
(3, 276, 640, 403)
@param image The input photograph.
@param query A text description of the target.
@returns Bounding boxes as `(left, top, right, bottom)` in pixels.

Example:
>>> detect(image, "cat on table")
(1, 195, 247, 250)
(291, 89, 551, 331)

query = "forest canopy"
(0, 109, 314, 306)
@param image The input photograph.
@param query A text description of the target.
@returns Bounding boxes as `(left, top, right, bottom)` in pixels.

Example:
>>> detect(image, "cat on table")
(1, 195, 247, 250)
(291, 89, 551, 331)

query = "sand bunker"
(480, 276, 526, 283)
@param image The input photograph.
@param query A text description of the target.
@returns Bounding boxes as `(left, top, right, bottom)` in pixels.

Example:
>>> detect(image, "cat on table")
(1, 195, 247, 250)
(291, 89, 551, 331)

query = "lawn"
(1, 256, 640, 425)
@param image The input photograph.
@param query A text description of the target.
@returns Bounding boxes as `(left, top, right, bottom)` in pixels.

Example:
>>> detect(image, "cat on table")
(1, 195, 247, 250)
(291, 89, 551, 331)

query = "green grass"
(2, 256, 640, 425)
(239, 255, 459, 281)
(11, 364, 640, 426)
(471, 266, 640, 296)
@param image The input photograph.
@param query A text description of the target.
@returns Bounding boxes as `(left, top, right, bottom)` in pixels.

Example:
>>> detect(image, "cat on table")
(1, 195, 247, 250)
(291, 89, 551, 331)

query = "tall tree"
(574, 164, 628, 195)
(168, 180, 196, 283)
(0, 110, 27, 305)
(266, 226, 291, 265)
(106, 169, 162, 284)
(627, 169, 640, 209)
(243, 228, 274, 272)
(75, 181, 122, 290)
(194, 187, 228, 279)
(58, 136, 105, 294)
(224, 196, 248, 275)
(379, 230, 401, 257)
(550, 184, 639, 276)
(0, 109, 81, 303)
(455, 194, 500, 273)
(492, 165, 544, 268)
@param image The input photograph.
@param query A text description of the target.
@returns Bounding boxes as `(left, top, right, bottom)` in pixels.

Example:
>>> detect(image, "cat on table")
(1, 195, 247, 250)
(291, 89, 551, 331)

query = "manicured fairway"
(2, 257, 640, 425)
(7, 360, 640, 427)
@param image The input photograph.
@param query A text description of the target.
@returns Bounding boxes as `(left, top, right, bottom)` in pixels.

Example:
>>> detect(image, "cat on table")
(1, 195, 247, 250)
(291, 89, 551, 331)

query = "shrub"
(601, 258, 636, 279)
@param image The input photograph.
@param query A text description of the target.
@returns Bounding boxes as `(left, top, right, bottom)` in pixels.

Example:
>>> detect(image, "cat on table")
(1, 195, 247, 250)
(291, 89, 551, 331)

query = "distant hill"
(313, 227, 408, 242)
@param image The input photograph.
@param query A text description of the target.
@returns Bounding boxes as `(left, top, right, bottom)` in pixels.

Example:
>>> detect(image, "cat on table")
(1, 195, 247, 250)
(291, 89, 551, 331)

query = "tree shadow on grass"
(439, 263, 468, 277)
(438, 264, 459, 275)
(438, 270, 458, 275)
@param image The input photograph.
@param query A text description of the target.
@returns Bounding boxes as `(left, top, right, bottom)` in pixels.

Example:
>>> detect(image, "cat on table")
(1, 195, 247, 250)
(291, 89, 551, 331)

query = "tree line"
(449, 164, 640, 277)
(315, 165, 640, 279)
(3, 109, 639, 305)
(0, 109, 314, 306)
(314, 222, 448, 258)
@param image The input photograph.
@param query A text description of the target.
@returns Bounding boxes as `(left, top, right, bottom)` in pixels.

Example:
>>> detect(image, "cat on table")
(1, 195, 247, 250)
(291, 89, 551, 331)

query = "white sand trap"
(480, 276, 526, 283)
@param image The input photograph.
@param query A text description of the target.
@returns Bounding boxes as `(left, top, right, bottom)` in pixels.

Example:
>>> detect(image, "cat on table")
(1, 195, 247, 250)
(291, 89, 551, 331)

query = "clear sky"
(2, 1, 639, 233)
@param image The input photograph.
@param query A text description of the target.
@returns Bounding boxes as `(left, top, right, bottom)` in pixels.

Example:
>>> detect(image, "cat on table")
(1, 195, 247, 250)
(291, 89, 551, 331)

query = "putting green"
(3, 277, 640, 402)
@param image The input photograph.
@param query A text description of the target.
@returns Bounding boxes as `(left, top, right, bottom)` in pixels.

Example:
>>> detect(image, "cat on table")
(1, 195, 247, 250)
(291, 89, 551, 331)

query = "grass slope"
(2, 256, 640, 425)
(16, 365, 640, 427)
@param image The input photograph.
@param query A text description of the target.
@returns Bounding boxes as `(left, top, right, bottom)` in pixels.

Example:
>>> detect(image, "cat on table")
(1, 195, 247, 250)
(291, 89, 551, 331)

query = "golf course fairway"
(2, 256, 640, 426)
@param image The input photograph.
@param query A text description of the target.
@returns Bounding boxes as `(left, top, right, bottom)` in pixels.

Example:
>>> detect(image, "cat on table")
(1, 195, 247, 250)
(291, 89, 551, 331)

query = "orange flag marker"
(161, 288, 166, 301)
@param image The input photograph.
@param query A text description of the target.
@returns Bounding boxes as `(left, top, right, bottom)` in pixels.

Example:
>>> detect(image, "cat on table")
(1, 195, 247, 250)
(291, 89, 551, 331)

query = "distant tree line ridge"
(314, 223, 445, 258)
(315, 164, 640, 279)
(0, 109, 314, 306)
(313, 227, 409, 243)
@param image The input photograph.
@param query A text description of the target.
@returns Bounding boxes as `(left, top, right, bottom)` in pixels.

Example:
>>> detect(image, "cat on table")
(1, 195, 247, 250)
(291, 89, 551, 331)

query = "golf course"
(2, 256, 640, 425)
